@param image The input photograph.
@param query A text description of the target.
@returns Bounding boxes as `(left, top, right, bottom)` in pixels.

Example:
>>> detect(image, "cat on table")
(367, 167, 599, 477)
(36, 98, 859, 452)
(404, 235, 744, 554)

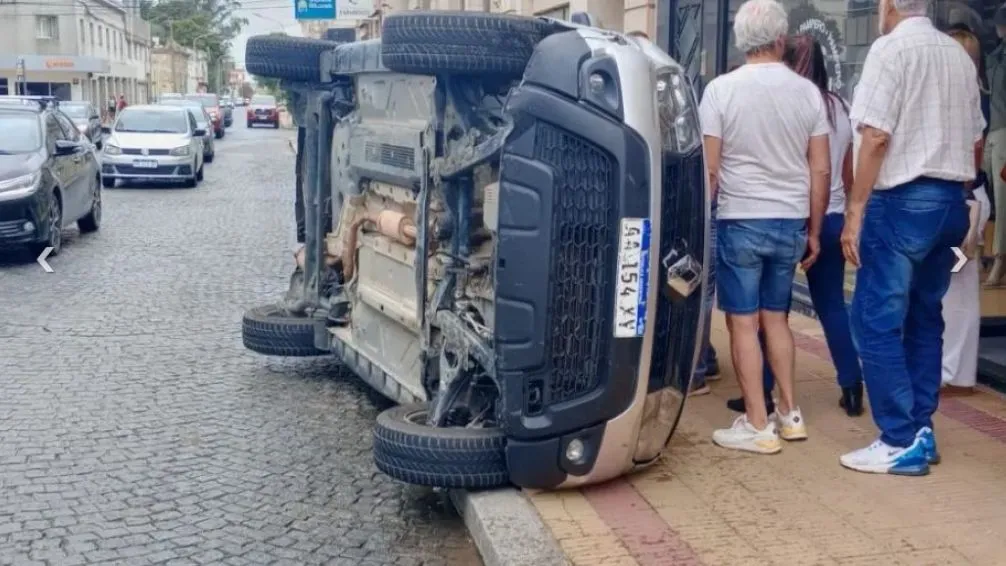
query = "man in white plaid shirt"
(839, 0, 985, 476)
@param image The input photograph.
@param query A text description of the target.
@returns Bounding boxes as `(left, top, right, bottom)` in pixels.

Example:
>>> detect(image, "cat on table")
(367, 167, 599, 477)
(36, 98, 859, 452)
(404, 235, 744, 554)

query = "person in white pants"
(942, 189, 988, 392)
(943, 26, 990, 394)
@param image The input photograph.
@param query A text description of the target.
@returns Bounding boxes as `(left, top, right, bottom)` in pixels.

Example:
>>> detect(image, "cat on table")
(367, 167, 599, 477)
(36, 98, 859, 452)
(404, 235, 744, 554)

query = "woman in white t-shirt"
(752, 36, 865, 416)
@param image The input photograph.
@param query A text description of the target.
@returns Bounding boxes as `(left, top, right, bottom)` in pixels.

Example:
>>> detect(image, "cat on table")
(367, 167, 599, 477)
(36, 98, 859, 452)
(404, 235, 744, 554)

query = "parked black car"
(0, 96, 102, 256)
(59, 101, 103, 149)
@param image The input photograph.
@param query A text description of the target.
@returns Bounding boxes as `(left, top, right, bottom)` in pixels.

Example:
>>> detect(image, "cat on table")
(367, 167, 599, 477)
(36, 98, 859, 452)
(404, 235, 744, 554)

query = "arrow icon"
(951, 246, 967, 274)
(37, 247, 54, 273)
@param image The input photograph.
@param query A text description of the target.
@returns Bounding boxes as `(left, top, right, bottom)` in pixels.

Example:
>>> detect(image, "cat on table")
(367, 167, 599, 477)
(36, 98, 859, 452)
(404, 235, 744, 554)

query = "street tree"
(140, 0, 248, 92)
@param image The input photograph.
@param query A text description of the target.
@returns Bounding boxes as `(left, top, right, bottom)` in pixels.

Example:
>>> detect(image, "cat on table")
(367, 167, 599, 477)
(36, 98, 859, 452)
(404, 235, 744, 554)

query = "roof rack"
(0, 95, 60, 110)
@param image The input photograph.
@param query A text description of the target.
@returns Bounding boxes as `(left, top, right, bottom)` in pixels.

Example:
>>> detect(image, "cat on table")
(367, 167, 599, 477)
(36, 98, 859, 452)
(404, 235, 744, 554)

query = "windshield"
(0, 113, 43, 153)
(185, 94, 219, 108)
(60, 105, 89, 120)
(114, 109, 189, 134)
(251, 95, 276, 106)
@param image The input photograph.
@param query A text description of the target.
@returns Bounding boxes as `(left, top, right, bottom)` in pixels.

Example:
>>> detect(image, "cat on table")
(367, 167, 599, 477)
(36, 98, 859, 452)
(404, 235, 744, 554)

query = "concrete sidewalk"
(499, 310, 1006, 566)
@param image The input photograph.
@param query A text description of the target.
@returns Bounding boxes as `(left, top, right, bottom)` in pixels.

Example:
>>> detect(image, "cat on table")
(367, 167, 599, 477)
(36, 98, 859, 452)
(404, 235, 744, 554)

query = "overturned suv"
(242, 11, 709, 490)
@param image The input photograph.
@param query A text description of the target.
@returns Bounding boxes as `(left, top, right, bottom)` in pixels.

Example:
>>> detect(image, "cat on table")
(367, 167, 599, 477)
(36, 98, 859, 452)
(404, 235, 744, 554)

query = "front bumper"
(0, 187, 49, 246)
(101, 153, 195, 179)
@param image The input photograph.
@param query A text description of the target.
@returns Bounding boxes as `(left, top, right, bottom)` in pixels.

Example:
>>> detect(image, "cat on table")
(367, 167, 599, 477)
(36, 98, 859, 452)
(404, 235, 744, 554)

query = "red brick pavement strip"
(582, 478, 705, 566)
(579, 326, 1006, 566)
(791, 327, 1006, 443)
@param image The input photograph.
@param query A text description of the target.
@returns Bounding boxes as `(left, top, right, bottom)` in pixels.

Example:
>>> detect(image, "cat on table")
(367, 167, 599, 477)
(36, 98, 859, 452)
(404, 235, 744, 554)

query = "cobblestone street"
(0, 115, 481, 566)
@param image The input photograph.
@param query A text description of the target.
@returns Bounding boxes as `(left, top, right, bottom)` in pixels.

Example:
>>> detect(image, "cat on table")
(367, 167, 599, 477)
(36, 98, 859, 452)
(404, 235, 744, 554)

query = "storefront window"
(718, 1, 997, 99)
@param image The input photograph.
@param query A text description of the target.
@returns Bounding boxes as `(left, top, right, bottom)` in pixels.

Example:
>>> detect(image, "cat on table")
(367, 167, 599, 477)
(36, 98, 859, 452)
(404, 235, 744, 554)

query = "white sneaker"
(839, 438, 930, 476)
(773, 407, 808, 441)
(712, 416, 782, 454)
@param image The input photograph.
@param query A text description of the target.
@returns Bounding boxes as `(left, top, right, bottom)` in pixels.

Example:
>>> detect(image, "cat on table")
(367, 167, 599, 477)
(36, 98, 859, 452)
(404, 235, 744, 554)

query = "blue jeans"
(693, 202, 718, 387)
(851, 179, 968, 447)
(762, 213, 862, 392)
(717, 218, 807, 314)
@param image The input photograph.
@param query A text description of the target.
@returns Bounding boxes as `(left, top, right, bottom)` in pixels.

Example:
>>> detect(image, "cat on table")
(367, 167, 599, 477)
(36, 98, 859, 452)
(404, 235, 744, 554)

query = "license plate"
(614, 218, 651, 338)
(132, 159, 157, 169)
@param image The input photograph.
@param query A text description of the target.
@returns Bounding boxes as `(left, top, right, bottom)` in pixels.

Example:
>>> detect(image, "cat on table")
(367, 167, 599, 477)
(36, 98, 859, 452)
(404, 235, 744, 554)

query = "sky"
(230, 6, 304, 68)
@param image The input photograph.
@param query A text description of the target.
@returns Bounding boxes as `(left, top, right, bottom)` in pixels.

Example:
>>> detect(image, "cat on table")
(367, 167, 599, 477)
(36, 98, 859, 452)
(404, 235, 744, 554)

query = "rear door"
(52, 112, 89, 220)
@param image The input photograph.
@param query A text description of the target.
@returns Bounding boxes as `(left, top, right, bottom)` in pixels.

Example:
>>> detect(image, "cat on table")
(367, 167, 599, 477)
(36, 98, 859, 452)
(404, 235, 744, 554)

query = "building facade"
(0, 0, 151, 104)
(150, 44, 188, 96)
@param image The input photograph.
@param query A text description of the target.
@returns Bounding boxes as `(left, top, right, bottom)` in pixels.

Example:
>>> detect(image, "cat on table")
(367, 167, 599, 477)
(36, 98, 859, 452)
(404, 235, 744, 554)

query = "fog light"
(22, 221, 34, 232)
(588, 73, 605, 94)
(565, 439, 585, 464)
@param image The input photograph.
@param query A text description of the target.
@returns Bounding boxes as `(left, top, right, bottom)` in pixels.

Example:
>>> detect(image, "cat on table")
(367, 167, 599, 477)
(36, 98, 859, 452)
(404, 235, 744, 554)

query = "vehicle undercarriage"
(242, 11, 710, 491)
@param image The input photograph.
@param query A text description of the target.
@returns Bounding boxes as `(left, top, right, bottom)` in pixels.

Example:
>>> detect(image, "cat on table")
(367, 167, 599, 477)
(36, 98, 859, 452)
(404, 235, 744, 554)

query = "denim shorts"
(716, 218, 807, 315)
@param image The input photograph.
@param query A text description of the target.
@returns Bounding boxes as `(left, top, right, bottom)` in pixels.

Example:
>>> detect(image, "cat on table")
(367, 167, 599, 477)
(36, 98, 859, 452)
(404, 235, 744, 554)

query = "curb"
(450, 488, 571, 566)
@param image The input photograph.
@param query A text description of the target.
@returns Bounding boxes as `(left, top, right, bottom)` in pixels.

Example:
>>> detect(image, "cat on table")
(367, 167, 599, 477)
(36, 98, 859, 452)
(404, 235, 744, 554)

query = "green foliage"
(140, 0, 248, 92)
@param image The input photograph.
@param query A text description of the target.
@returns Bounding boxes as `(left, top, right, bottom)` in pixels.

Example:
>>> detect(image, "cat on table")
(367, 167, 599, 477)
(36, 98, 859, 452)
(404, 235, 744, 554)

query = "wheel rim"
(48, 195, 61, 251)
(91, 185, 102, 225)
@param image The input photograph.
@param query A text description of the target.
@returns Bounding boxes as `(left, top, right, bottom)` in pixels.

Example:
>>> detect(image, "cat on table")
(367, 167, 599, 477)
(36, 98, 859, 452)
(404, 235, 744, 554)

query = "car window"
(44, 114, 65, 152)
(188, 112, 197, 132)
(60, 104, 89, 121)
(0, 112, 43, 153)
(251, 95, 276, 105)
(184, 94, 219, 108)
(54, 112, 80, 141)
(114, 108, 189, 133)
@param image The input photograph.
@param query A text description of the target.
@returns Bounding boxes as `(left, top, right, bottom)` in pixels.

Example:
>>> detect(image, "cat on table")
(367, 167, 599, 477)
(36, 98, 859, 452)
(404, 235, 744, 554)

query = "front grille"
(113, 164, 185, 175)
(364, 141, 415, 171)
(122, 148, 170, 156)
(648, 154, 706, 393)
(534, 123, 616, 407)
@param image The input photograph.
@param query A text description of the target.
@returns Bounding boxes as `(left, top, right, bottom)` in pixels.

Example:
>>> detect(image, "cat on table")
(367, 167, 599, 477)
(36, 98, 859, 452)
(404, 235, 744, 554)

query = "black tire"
(101, 176, 115, 188)
(242, 303, 326, 357)
(245, 34, 341, 82)
(215, 129, 224, 140)
(37, 191, 62, 257)
(196, 164, 204, 182)
(381, 11, 556, 78)
(247, 122, 253, 128)
(77, 180, 101, 234)
(273, 121, 280, 129)
(205, 151, 214, 163)
(373, 404, 508, 489)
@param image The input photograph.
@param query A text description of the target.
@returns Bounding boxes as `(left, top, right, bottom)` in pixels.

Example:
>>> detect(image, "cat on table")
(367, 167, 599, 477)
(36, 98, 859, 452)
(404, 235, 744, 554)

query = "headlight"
(0, 171, 41, 193)
(169, 145, 191, 156)
(656, 67, 702, 155)
(104, 143, 122, 155)
(77, 124, 87, 132)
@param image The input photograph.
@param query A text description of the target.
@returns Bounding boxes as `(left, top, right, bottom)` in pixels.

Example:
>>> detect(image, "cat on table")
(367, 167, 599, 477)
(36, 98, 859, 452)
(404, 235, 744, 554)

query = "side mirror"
(100, 125, 111, 134)
(193, 128, 207, 137)
(54, 139, 80, 156)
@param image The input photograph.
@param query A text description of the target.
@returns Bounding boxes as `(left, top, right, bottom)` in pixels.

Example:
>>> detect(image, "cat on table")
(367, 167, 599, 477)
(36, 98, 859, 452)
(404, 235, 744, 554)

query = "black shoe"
(839, 383, 864, 417)
(706, 358, 720, 378)
(727, 396, 775, 415)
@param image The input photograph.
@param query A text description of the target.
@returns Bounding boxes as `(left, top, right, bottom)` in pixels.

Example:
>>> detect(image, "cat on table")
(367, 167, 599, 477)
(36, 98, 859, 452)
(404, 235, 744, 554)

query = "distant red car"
(247, 94, 280, 129)
(185, 93, 225, 139)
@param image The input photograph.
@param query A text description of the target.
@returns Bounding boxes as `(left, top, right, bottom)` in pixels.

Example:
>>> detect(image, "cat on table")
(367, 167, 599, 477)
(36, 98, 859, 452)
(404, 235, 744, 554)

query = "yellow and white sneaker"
(712, 416, 782, 454)
(774, 407, 808, 441)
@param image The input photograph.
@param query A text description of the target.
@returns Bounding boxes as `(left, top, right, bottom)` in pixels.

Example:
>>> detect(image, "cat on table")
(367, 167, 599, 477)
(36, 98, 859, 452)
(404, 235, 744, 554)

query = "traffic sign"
(294, 0, 335, 20)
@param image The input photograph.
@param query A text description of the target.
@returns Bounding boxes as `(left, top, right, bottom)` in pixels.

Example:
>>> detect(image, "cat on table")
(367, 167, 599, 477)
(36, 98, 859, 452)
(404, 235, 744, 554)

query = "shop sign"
(797, 18, 844, 93)
(336, 0, 373, 20)
(44, 58, 75, 70)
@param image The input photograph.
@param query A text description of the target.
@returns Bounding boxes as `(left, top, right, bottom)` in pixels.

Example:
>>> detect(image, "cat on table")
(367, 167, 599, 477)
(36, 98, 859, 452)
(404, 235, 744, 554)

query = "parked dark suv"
(60, 101, 103, 149)
(0, 96, 102, 256)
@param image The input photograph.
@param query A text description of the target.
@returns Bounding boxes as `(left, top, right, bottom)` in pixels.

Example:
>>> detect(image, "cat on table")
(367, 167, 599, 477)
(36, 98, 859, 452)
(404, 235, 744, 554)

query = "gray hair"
(890, 0, 928, 16)
(733, 0, 789, 54)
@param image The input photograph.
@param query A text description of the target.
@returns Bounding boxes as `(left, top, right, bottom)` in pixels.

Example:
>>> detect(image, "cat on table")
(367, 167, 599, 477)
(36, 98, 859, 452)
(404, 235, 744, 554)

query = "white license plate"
(132, 159, 158, 169)
(613, 218, 651, 338)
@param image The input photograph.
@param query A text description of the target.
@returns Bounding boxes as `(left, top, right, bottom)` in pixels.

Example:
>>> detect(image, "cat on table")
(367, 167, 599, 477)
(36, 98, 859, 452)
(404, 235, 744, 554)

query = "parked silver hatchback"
(100, 105, 206, 188)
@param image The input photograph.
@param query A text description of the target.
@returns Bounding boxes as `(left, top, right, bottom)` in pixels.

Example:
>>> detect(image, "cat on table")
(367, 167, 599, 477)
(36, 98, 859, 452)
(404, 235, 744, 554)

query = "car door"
(52, 112, 89, 220)
(43, 114, 77, 225)
(189, 112, 203, 170)
(88, 104, 101, 142)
